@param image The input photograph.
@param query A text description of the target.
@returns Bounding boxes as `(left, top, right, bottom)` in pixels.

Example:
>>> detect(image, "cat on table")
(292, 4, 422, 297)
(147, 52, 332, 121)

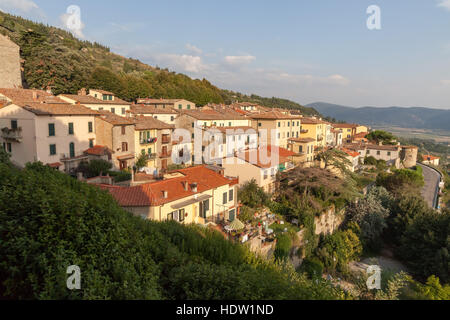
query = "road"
(417, 163, 441, 209)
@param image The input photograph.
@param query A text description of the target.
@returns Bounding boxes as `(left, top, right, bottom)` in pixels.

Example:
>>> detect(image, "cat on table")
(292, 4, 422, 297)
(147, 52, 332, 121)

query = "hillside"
(0, 152, 342, 300)
(0, 11, 318, 115)
(308, 102, 450, 131)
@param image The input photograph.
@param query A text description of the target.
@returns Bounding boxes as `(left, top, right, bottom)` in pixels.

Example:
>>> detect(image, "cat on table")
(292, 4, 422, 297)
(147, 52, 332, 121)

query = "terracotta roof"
(296, 117, 323, 124)
(342, 148, 360, 158)
(59, 94, 130, 105)
(288, 137, 316, 143)
(333, 123, 359, 129)
(423, 155, 440, 161)
(97, 110, 135, 125)
(47, 162, 63, 168)
(181, 109, 247, 120)
(130, 104, 178, 114)
(14, 102, 99, 116)
(84, 145, 111, 156)
(354, 132, 368, 139)
(100, 165, 237, 207)
(136, 98, 190, 104)
(250, 110, 302, 120)
(0, 88, 66, 104)
(366, 144, 400, 151)
(236, 145, 295, 168)
(133, 116, 175, 130)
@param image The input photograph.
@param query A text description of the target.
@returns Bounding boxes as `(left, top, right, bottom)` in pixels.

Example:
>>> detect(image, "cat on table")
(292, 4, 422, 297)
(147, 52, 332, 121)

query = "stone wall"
(314, 205, 344, 235)
(0, 34, 22, 88)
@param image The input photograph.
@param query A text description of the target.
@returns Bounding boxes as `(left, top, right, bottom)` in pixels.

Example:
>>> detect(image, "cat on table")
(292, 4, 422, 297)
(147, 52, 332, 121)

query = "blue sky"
(1, 0, 450, 109)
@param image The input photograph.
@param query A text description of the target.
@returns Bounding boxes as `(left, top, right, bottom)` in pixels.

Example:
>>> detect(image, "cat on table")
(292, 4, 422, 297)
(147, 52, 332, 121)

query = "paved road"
(417, 163, 441, 208)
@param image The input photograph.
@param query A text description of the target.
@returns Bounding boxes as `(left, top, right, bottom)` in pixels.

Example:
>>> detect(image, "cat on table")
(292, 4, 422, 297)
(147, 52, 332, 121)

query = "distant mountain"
(0, 11, 318, 115)
(307, 102, 450, 131)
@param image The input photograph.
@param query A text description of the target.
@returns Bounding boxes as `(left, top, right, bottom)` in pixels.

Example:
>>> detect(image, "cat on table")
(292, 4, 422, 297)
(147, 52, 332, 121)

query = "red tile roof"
(342, 148, 360, 158)
(130, 104, 179, 114)
(100, 165, 237, 207)
(424, 155, 439, 161)
(250, 110, 301, 120)
(84, 145, 111, 156)
(133, 116, 175, 130)
(16, 102, 99, 116)
(97, 110, 135, 125)
(60, 94, 130, 105)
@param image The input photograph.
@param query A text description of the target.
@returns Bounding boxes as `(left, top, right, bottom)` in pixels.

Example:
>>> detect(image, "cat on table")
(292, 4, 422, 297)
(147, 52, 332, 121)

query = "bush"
(0, 161, 343, 299)
(77, 159, 113, 178)
(274, 234, 292, 262)
(238, 179, 269, 208)
(299, 258, 324, 279)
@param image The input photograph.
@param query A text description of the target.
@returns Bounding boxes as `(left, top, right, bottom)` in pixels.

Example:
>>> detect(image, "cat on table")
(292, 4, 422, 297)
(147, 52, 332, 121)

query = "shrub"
(299, 258, 324, 279)
(274, 234, 292, 262)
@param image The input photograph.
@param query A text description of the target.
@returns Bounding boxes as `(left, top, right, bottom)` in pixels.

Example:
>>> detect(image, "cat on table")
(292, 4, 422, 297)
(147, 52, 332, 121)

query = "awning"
(117, 154, 134, 160)
(171, 194, 212, 210)
(228, 218, 245, 231)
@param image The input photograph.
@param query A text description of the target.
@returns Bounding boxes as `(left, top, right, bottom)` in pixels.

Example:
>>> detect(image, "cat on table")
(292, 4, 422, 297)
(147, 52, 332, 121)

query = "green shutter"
(68, 123, 74, 135)
(48, 123, 55, 136)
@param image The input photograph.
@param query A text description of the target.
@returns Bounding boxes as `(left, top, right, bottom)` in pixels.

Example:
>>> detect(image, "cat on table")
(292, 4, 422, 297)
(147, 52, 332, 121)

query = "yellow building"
(298, 117, 327, 148)
(133, 116, 174, 171)
(101, 165, 239, 224)
(136, 98, 196, 111)
(287, 137, 316, 167)
(59, 88, 131, 116)
(250, 111, 302, 149)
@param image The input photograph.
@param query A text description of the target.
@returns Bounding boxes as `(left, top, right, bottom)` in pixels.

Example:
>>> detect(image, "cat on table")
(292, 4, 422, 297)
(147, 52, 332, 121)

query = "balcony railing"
(1, 127, 22, 142)
(60, 152, 89, 161)
(140, 137, 157, 145)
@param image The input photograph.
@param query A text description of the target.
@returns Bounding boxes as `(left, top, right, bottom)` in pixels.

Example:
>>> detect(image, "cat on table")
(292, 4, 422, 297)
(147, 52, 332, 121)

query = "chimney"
(78, 88, 87, 96)
(191, 182, 198, 193)
(183, 181, 188, 191)
(163, 190, 168, 199)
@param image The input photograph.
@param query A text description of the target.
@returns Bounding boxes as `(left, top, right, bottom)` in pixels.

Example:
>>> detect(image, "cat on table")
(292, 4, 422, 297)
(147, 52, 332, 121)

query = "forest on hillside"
(0, 11, 318, 115)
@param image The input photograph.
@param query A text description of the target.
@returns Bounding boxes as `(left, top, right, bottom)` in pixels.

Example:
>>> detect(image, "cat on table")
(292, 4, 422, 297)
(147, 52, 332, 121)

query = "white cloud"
(224, 55, 256, 66)
(440, 79, 450, 86)
(0, 0, 38, 12)
(155, 54, 208, 73)
(186, 43, 202, 55)
(437, 0, 450, 11)
(60, 5, 85, 39)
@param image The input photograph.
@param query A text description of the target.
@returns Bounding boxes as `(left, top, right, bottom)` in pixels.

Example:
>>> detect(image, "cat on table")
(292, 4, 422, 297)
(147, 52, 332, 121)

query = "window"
(297, 121, 300, 126)
(264, 170, 268, 180)
(277, 133, 280, 139)
(148, 148, 152, 154)
(98, 107, 103, 111)
(122, 108, 126, 115)
(88, 121, 93, 133)
(68, 123, 74, 135)
(171, 116, 174, 121)
(377, 151, 380, 155)
(48, 123, 55, 136)
(6, 143, 11, 153)
(179, 209, 185, 222)
(121, 126, 126, 135)
(223, 192, 227, 204)
(287, 132, 290, 138)
(187, 104, 191, 110)
(49, 144, 57, 156)
(229, 189, 234, 202)
(103, 95, 107, 101)
(69, 142, 75, 158)
(122, 142, 128, 152)
(228, 122, 232, 126)
(191, 133, 195, 139)
(11, 120, 17, 129)
(278, 122, 281, 127)
(192, 122, 195, 128)
(178, 104, 182, 110)
(89, 139, 94, 148)
(288, 122, 290, 127)
(258, 122, 262, 127)
(111, 108, 115, 114)
(299, 146, 303, 153)
(200, 200, 209, 218)
(204, 122, 207, 126)
(367, 150, 370, 155)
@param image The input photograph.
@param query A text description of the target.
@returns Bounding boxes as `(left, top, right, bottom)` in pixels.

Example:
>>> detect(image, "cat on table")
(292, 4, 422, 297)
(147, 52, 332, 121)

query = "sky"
(1, 0, 450, 109)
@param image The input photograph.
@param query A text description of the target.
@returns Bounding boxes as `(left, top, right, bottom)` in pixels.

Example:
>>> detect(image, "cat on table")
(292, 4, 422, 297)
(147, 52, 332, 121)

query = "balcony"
(60, 152, 89, 162)
(147, 153, 157, 160)
(1, 127, 22, 142)
(300, 129, 308, 134)
(140, 137, 157, 145)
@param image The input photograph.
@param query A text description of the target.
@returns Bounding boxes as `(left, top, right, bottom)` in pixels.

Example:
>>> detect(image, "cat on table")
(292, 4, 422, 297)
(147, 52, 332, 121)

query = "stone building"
(0, 34, 22, 88)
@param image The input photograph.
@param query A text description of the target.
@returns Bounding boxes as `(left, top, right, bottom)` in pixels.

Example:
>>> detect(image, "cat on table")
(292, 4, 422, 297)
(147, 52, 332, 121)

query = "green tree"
(237, 179, 269, 208)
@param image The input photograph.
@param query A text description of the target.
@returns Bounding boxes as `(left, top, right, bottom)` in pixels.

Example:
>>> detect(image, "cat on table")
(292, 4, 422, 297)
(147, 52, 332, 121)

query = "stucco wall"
(0, 34, 22, 88)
